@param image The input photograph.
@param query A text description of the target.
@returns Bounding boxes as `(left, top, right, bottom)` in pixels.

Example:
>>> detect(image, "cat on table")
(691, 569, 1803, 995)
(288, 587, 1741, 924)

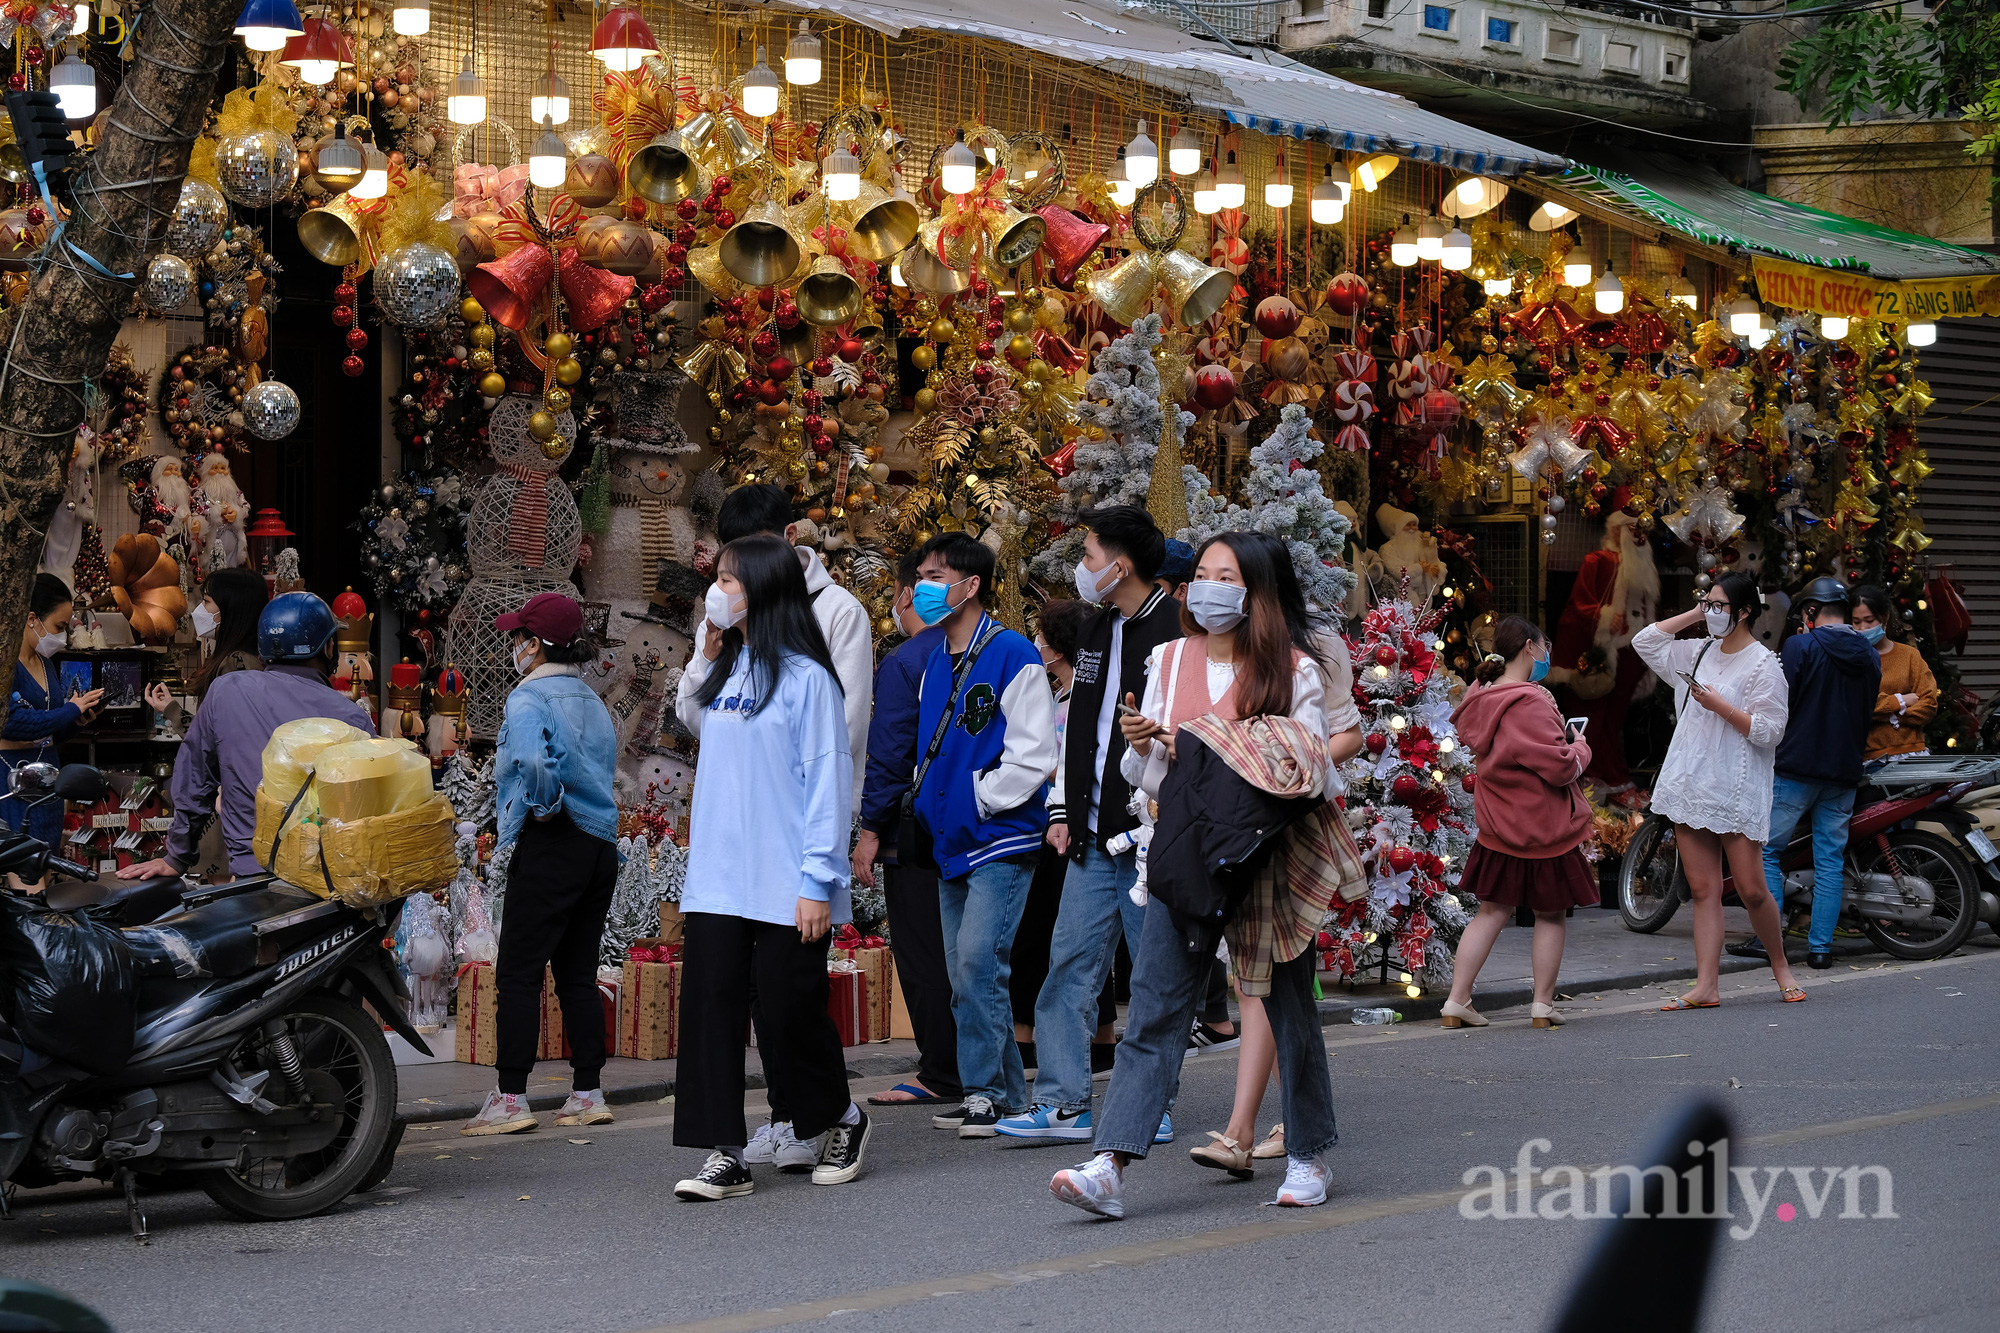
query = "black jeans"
(495, 814, 619, 1095)
(675, 912, 853, 1148)
(883, 826, 962, 1099)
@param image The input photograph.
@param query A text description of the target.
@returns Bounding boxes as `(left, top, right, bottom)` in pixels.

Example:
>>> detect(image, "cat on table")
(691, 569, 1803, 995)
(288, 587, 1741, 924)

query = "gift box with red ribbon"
(619, 940, 682, 1060)
(827, 961, 867, 1047)
(453, 962, 569, 1066)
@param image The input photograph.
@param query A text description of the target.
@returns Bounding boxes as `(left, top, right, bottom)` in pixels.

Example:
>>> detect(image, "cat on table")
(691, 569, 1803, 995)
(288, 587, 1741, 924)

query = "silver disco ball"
(216, 128, 300, 210)
(141, 253, 193, 312)
(164, 179, 226, 259)
(242, 379, 301, 441)
(374, 241, 461, 330)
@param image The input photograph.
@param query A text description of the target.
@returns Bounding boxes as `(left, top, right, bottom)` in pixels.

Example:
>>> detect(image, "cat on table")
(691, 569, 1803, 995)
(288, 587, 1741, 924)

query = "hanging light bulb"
(528, 118, 567, 189)
(317, 121, 363, 179)
(529, 72, 570, 127)
(941, 129, 977, 196)
(447, 53, 486, 125)
(1456, 176, 1486, 205)
(350, 144, 390, 200)
(1415, 216, 1444, 262)
(1309, 164, 1347, 225)
(1562, 250, 1593, 288)
(740, 47, 780, 118)
(1266, 161, 1292, 210)
(784, 19, 823, 85)
(1107, 146, 1136, 208)
(1905, 320, 1938, 347)
(280, 14, 351, 86)
(1820, 313, 1850, 340)
(1727, 291, 1761, 336)
(70, 2, 87, 36)
(1391, 216, 1417, 267)
(1748, 312, 1777, 349)
(890, 259, 906, 287)
(235, 0, 303, 53)
(1593, 265, 1624, 314)
(1215, 151, 1244, 209)
(49, 51, 95, 119)
(1353, 153, 1398, 193)
(1191, 170, 1219, 216)
(391, 0, 429, 37)
(1483, 272, 1514, 298)
(1125, 120, 1158, 187)
(1668, 268, 1698, 310)
(823, 146, 861, 201)
(1440, 226, 1472, 271)
(1168, 125, 1201, 177)
(590, 1, 658, 72)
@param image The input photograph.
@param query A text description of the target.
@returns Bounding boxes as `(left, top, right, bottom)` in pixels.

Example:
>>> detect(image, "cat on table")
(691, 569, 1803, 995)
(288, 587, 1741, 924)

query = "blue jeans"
(1030, 843, 1146, 1113)
(1764, 776, 1855, 952)
(939, 858, 1035, 1111)
(1095, 896, 1338, 1161)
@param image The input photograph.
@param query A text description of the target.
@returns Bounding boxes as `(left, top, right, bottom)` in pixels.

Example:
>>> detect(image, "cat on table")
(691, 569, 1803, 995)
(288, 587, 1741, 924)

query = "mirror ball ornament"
(165, 180, 227, 260)
(242, 379, 302, 440)
(215, 128, 300, 209)
(142, 254, 194, 312)
(374, 242, 462, 330)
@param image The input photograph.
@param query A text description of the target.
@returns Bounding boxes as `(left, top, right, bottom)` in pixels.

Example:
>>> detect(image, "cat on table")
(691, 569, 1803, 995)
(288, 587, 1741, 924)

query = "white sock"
(719, 1145, 746, 1166)
(839, 1101, 862, 1127)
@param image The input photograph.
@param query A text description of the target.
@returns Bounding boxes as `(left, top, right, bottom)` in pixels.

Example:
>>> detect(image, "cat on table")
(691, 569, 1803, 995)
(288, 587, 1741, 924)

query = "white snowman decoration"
(582, 444, 698, 626)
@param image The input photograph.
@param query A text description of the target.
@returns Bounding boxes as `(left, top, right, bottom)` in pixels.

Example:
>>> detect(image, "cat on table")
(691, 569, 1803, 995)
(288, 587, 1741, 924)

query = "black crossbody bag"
(903, 621, 1004, 820)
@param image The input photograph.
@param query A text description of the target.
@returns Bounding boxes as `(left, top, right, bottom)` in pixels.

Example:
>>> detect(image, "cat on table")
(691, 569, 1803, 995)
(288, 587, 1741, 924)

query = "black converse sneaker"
(932, 1104, 971, 1129)
(811, 1109, 871, 1186)
(957, 1095, 1001, 1138)
(673, 1151, 754, 1201)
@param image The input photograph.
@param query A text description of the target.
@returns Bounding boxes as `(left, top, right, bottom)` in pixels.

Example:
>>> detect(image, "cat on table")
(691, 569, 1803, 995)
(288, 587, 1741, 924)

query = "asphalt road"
(10, 950, 1999, 1333)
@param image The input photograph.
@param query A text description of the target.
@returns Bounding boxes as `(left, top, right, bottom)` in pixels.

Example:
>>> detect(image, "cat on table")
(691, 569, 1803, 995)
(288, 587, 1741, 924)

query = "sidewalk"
(392, 905, 1844, 1123)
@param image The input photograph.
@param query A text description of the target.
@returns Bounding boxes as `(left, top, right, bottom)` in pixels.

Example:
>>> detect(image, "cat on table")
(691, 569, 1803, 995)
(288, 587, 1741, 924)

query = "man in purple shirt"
(118, 592, 374, 880)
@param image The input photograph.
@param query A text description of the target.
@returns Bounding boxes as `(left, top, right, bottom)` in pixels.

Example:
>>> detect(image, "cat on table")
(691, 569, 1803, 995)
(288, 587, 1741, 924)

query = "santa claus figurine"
(1549, 506, 1659, 799)
(193, 450, 248, 572)
(1356, 502, 1445, 608)
(151, 455, 192, 542)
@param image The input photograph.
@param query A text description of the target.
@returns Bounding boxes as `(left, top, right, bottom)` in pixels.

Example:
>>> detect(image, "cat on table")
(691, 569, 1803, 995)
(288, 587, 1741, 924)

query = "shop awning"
(1549, 152, 2000, 321)
(744, 0, 1569, 177)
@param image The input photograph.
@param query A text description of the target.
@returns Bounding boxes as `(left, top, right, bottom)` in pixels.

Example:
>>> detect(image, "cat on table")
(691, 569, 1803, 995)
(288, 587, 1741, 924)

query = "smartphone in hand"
(1565, 716, 1588, 741)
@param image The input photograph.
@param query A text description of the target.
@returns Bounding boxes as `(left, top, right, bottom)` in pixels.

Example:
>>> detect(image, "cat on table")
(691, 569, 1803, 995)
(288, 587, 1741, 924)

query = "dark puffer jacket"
(1147, 731, 1320, 942)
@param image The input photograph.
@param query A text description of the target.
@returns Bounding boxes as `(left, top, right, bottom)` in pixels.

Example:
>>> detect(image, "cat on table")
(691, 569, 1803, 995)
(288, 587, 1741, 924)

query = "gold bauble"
(460, 296, 486, 323)
(913, 386, 938, 413)
(1024, 286, 1044, 304)
(467, 348, 494, 371)
(979, 426, 999, 447)
(478, 372, 506, 397)
(469, 323, 496, 348)
(544, 387, 572, 414)
(875, 616, 895, 637)
(1026, 358, 1052, 382)
(717, 408, 732, 424)
(527, 411, 557, 441)
(787, 459, 808, 479)
(910, 345, 937, 372)
(540, 435, 568, 460)
(1020, 379, 1043, 400)
(545, 332, 574, 360)
(1005, 306, 1035, 334)
(707, 389, 723, 408)
(710, 425, 723, 442)
(927, 317, 956, 343)
(1006, 334, 1033, 361)
(554, 357, 583, 386)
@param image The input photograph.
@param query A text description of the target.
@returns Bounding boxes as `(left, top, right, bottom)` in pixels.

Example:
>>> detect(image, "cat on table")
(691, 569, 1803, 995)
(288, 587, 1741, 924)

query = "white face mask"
(33, 625, 63, 658)
(1184, 580, 1247, 634)
(1704, 606, 1733, 638)
(1073, 556, 1121, 606)
(510, 639, 539, 676)
(705, 583, 747, 630)
(190, 605, 218, 638)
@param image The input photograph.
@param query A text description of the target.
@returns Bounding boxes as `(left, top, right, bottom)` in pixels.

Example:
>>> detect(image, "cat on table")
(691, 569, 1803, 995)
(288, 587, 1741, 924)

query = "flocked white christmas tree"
(1181, 403, 1357, 614)
(1329, 597, 1478, 993)
(1032, 313, 1174, 582)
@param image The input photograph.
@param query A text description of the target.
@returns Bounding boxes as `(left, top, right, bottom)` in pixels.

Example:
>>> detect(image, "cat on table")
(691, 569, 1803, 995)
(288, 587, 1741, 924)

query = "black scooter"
(0, 762, 430, 1240)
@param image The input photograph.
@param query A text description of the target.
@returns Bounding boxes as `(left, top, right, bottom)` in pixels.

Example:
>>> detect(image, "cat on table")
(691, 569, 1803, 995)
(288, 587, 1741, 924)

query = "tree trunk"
(0, 0, 235, 700)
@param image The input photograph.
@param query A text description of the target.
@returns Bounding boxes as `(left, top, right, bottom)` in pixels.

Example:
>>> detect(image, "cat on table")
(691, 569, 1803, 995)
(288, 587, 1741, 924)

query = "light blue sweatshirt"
(675, 650, 854, 926)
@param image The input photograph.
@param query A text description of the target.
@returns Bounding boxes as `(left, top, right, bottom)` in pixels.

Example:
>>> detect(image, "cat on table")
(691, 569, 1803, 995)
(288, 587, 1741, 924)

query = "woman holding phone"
(1631, 572, 1803, 1009)
(1439, 617, 1595, 1029)
(1, 575, 99, 843)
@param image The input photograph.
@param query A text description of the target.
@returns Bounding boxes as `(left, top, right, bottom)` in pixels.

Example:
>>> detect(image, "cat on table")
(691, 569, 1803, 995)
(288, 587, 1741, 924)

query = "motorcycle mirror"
(50, 764, 108, 803)
(6, 761, 59, 797)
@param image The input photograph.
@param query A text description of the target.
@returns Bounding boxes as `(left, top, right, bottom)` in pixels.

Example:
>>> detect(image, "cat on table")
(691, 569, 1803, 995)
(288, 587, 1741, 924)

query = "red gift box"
(827, 963, 866, 1046)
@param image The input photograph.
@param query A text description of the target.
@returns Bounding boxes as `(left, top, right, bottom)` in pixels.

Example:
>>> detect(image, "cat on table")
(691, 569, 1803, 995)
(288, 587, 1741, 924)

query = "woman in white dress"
(1631, 571, 1806, 1009)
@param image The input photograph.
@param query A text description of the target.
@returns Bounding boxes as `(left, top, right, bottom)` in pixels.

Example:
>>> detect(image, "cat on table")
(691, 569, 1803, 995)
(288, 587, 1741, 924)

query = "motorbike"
(1617, 754, 2000, 962)
(0, 761, 429, 1239)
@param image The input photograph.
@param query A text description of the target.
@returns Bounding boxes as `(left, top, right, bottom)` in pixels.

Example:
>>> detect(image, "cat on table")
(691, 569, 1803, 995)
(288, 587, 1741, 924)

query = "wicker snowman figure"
(582, 447, 697, 625)
(445, 395, 582, 739)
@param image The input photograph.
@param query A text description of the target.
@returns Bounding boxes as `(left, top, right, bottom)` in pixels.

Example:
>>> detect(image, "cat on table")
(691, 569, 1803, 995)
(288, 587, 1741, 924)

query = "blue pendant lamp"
(235, 0, 304, 53)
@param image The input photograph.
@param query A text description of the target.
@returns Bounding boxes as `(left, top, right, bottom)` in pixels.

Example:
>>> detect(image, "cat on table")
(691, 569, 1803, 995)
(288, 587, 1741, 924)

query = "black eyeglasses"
(1699, 598, 1731, 611)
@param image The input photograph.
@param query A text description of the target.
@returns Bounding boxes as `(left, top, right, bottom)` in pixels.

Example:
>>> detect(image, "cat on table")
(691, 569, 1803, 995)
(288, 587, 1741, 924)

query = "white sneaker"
(460, 1090, 536, 1136)
(555, 1088, 614, 1127)
(746, 1121, 819, 1172)
(1051, 1153, 1126, 1220)
(742, 1121, 784, 1163)
(1274, 1154, 1331, 1207)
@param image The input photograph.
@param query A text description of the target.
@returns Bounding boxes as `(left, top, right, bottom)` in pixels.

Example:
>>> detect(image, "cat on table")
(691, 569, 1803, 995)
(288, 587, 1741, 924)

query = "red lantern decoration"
(1460, 773, 1476, 793)
(1373, 643, 1398, 667)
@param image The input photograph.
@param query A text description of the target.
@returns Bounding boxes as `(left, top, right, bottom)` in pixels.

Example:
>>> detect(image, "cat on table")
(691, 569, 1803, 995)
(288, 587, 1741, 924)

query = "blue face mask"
(912, 576, 971, 626)
(1529, 651, 1551, 683)
(1861, 624, 1887, 646)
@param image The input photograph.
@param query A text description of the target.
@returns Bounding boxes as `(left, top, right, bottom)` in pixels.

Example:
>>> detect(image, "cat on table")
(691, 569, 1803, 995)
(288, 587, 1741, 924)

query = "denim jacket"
(495, 664, 620, 849)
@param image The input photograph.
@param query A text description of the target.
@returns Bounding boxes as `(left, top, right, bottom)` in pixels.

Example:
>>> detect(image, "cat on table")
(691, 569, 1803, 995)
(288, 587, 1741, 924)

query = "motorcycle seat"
(44, 875, 188, 926)
(123, 884, 317, 980)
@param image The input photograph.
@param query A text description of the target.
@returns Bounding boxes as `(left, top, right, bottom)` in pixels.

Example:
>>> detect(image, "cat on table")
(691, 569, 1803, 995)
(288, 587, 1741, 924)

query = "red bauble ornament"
(837, 337, 865, 362)
(1373, 644, 1398, 667)
(756, 379, 787, 406)
(334, 282, 356, 303)
(331, 305, 354, 328)
(1461, 773, 1476, 793)
(1325, 272, 1369, 317)
(765, 355, 795, 382)
(1254, 294, 1301, 340)
(1193, 363, 1237, 411)
(751, 330, 778, 358)
(975, 340, 996, 360)
(1363, 733, 1387, 755)
(1387, 846, 1417, 873)
(1391, 774, 1421, 801)
(346, 327, 369, 352)
(774, 302, 801, 330)
(676, 199, 699, 221)
(341, 354, 364, 377)
(971, 362, 996, 385)
(802, 414, 824, 436)
(713, 209, 736, 230)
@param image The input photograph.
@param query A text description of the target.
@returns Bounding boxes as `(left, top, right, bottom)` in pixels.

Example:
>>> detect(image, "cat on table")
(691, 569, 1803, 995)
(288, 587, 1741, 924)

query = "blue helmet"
(259, 592, 339, 664)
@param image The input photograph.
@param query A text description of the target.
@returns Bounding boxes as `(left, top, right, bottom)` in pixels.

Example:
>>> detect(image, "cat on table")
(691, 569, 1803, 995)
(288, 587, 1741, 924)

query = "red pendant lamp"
(590, 2, 658, 72)
(280, 15, 353, 86)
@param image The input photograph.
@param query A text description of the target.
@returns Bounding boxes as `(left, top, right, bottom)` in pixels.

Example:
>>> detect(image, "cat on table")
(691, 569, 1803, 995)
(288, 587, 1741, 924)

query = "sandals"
(867, 1083, 950, 1106)
(1660, 995, 1721, 1012)
(1780, 985, 1808, 1003)
(1250, 1124, 1286, 1160)
(1189, 1132, 1254, 1180)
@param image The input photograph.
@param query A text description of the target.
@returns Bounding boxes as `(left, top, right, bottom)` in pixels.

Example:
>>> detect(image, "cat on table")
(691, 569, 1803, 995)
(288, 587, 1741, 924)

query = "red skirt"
(1459, 842, 1600, 913)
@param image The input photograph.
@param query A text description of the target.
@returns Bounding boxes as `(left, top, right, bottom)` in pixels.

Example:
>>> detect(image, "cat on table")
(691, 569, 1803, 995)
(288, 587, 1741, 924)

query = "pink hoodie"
(1449, 680, 1593, 859)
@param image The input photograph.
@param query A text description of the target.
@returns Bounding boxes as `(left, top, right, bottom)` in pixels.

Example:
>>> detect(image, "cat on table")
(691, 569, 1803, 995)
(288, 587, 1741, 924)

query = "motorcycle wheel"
(1857, 829, 1981, 962)
(356, 1118, 406, 1194)
(200, 992, 397, 1222)
(1619, 815, 1684, 934)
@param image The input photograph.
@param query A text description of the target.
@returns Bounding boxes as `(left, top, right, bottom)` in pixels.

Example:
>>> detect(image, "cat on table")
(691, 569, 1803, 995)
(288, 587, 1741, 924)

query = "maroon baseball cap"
(494, 592, 583, 644)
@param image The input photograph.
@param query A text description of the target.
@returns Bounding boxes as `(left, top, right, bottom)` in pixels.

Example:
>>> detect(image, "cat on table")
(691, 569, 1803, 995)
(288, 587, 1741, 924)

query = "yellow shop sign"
(1753, 256, 2000, 323)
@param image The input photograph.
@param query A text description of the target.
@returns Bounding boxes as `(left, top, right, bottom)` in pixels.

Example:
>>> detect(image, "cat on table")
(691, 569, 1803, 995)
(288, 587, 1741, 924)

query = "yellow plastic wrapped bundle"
(313, 737, 434, 822)
(259, 717, 370, 821)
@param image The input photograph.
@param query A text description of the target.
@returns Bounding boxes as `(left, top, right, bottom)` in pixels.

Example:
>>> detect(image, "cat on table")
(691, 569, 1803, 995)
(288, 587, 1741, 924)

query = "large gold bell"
(1153, 248, 1235, 326)
(903, 216, 971, 295)
(797, 254, 864, 327)
(1085, 249, 1157, 327)
(985, 202, 1047, 269)
(842, 181, 920, 263)
(713, 113, 764, 171)
(297, 195, 365, 267)
(848, 306, 885, 342)
(718, 199, 805, 288)
(686, 243, 740, 299)
(627, 130, 703, 205)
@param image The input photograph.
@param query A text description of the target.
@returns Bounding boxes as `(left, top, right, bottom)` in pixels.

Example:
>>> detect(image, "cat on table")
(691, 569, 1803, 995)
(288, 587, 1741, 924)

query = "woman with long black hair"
(1051, 531, 1365, 1219)
(0, 574, 98, 843)
(670, 533, 869, 1200)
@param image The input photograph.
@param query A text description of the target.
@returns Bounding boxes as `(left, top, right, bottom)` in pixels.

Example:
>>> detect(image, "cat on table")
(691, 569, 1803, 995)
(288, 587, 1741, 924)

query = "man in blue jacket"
(1756, 578, 1881, 971)
(851, 552, 960, 1109)
(910, 533, 1058, 1136)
